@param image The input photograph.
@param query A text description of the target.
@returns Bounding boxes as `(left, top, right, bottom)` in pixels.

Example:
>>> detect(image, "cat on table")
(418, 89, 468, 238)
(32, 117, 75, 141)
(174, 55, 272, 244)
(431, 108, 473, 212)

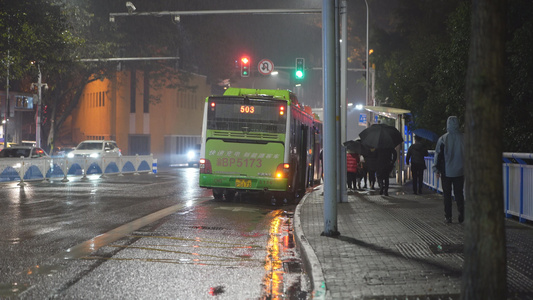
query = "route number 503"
(240, 105, 255, 114)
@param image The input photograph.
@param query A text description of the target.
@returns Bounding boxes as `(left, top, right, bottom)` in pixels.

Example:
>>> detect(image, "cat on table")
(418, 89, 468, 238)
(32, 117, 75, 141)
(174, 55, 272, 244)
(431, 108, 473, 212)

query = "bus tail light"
(200, 158, 212, 174)
(275, 163, 290, 178)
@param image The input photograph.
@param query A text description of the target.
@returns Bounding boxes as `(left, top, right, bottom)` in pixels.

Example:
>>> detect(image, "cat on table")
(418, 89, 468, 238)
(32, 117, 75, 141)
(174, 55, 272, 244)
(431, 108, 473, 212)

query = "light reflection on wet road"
(0, 167, 309, 299)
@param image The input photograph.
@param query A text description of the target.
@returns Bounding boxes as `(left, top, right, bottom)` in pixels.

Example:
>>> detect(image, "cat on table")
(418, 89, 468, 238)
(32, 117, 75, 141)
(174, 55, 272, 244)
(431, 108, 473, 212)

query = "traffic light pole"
(322, 0, 340, 237)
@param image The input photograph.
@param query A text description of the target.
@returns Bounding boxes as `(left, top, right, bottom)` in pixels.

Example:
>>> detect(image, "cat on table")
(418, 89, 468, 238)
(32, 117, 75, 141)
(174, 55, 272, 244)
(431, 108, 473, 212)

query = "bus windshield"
(207, 97, 287, 133)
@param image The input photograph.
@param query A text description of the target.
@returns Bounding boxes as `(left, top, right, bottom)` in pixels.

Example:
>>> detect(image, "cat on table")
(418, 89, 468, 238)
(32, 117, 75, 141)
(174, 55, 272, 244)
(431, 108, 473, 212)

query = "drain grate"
(189, 226, 225, 230)
(283, 260, 302, 273)
(396, 242, 434, 258)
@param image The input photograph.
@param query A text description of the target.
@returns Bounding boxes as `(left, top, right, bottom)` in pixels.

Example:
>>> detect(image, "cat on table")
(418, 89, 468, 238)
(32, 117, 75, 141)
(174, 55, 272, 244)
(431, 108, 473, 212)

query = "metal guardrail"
(423, 152, 533, 223)
(0, 154, 155, 185)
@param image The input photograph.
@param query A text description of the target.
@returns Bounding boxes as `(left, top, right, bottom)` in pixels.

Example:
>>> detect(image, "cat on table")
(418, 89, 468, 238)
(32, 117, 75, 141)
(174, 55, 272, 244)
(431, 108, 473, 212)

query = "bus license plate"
(235, 179, 252, 188)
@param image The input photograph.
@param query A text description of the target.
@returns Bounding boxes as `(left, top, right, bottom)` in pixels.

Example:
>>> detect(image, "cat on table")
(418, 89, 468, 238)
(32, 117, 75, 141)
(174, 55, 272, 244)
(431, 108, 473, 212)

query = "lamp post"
(31, 63, 47, 148)
(364, 0, 370, 107)
(3, 50, 10, 149)
(3, 24, 10, 149)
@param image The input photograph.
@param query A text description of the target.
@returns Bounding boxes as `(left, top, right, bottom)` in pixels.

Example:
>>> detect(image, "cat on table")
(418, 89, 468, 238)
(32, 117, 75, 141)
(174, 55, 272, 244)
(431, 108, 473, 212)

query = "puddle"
(261, 210, 307, 299)
(0, 283, 30, 297)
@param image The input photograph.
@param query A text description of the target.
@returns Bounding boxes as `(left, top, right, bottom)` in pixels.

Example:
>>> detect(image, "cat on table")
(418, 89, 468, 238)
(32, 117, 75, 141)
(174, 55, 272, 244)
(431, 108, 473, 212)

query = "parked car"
(0, 145, 50, 159)
(67, 140, 121, 158)
(53, 146, 76, 158)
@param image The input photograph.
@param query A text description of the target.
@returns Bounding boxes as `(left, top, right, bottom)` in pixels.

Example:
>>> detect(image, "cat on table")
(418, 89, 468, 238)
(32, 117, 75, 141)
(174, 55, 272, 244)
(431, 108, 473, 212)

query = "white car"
(67, 140, 121, 158)
(0, 145, 50, 159)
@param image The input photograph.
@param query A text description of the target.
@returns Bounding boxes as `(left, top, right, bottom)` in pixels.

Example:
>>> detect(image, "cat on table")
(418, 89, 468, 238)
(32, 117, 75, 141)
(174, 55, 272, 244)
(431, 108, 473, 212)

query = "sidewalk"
(294, 181, 533, 299)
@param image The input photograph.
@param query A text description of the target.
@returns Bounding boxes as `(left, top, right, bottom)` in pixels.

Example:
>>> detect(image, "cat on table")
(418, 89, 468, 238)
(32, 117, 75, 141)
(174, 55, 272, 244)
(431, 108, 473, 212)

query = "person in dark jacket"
(364, 148, 378, 189)
(432, 116, 465, 224)
(406, 135, 429, 195)
(346, 152, 360, 191)
(376, 147, 397, 196)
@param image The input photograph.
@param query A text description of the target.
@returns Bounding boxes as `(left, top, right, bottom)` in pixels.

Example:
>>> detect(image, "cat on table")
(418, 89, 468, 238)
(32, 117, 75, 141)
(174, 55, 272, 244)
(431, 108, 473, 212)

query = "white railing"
(423, 152, 533, 223)
(0, 154, 155, 184)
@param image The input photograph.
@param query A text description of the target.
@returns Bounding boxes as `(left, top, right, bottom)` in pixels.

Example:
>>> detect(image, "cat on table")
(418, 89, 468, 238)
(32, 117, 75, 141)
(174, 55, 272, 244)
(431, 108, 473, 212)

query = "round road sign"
(258, 59, 274, 75)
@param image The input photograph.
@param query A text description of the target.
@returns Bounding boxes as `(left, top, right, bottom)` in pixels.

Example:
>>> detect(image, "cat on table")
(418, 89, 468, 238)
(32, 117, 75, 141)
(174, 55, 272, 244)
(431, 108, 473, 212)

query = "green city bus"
(199, 88, 322, 204)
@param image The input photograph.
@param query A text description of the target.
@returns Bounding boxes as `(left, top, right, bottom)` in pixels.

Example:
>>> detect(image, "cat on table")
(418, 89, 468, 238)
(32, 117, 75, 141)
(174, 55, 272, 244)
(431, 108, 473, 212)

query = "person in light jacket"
(432, 116, 465, 224)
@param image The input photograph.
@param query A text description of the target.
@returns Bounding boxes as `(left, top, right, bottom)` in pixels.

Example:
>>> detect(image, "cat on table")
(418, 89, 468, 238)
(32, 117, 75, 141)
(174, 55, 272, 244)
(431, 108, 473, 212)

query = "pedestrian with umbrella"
(364, 148, 378, 190)
(375, 147, 397, 196)
(359, 123, 404, 196)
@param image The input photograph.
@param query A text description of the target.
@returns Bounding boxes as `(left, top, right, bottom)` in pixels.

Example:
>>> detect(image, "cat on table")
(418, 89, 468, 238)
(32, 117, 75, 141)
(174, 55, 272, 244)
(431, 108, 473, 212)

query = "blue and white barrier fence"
(0, 154, 155, 184)
(423, 152, 533, 223)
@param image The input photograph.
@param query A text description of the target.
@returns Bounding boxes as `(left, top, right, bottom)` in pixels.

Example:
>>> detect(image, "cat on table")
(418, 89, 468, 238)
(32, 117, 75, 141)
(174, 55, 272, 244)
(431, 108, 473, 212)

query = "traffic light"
(295, 58, 304, 79)
(241, 57, 250, 77)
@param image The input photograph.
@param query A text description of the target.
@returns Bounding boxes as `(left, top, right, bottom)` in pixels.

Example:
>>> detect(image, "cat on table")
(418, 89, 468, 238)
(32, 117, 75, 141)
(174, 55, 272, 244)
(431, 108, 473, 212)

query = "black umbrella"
(343, 139, 368, 155)
(359, 124, 403, 149)
(413, 128, 439, 143)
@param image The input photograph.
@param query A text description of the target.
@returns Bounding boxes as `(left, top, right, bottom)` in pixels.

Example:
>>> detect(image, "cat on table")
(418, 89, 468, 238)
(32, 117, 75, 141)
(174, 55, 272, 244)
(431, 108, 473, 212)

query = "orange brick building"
(69, 70, 211, 165)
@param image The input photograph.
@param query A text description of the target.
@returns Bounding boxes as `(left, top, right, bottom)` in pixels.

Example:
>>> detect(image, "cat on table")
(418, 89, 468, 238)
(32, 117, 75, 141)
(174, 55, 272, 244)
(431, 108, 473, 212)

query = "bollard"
(18, 157, 26, 187)
(118, 156, 124, 176)
(152, 158, 157, 174)
(133, 154, 140, 175)
(62, 159, 70, 182)
(100, 157, 106, 178)
(81, 156, 89, 180)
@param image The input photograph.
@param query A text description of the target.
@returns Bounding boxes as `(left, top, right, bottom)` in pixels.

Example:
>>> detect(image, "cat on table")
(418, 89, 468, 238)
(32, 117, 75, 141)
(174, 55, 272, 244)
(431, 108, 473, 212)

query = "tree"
(1, 0, 87, 150)
(462, 0, 507, 298)
(370, 0, 462, 134)
(503, 0, 533, 152)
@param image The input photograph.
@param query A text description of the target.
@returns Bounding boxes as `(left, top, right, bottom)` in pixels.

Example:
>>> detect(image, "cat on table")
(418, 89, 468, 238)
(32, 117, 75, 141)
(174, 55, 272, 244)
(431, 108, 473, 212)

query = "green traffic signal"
(295, 58, 305, 79)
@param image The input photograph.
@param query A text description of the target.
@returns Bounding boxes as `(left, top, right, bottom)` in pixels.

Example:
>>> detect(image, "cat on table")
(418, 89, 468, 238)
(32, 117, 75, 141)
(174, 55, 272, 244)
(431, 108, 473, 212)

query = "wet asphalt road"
(0, 167, 309, 299)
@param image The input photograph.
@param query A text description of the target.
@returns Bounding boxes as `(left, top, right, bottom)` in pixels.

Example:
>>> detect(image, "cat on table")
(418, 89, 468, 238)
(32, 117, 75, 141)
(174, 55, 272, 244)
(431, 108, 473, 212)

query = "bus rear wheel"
(269, 191, 297, 206)
(225, 190, 236, 202)
(212, 188, 224, 201)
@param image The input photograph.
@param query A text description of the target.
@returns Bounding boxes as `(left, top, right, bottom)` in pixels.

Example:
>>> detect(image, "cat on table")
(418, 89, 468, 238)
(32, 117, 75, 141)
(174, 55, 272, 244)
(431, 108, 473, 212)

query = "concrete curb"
(294, 187, 328, 300)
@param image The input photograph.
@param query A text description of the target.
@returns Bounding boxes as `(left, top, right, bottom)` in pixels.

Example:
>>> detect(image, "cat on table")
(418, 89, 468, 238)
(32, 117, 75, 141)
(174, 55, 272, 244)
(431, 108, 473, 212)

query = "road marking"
(215, 206, 259, 212)
(53, 199, 209, 260)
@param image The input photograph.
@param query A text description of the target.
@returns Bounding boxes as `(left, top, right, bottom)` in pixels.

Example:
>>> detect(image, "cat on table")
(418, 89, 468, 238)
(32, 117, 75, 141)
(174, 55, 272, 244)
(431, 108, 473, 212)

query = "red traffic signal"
(241, 57, 250, 77)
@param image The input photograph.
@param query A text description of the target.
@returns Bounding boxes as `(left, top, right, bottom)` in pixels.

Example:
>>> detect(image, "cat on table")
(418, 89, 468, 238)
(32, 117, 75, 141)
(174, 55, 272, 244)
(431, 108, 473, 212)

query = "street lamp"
(364, 0, 370, 107)
(31, 62, 48, 148)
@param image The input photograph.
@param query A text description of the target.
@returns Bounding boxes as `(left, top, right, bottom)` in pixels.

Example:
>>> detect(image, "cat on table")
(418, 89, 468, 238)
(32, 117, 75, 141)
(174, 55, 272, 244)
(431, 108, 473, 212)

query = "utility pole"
(339, 0, 347, 203)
